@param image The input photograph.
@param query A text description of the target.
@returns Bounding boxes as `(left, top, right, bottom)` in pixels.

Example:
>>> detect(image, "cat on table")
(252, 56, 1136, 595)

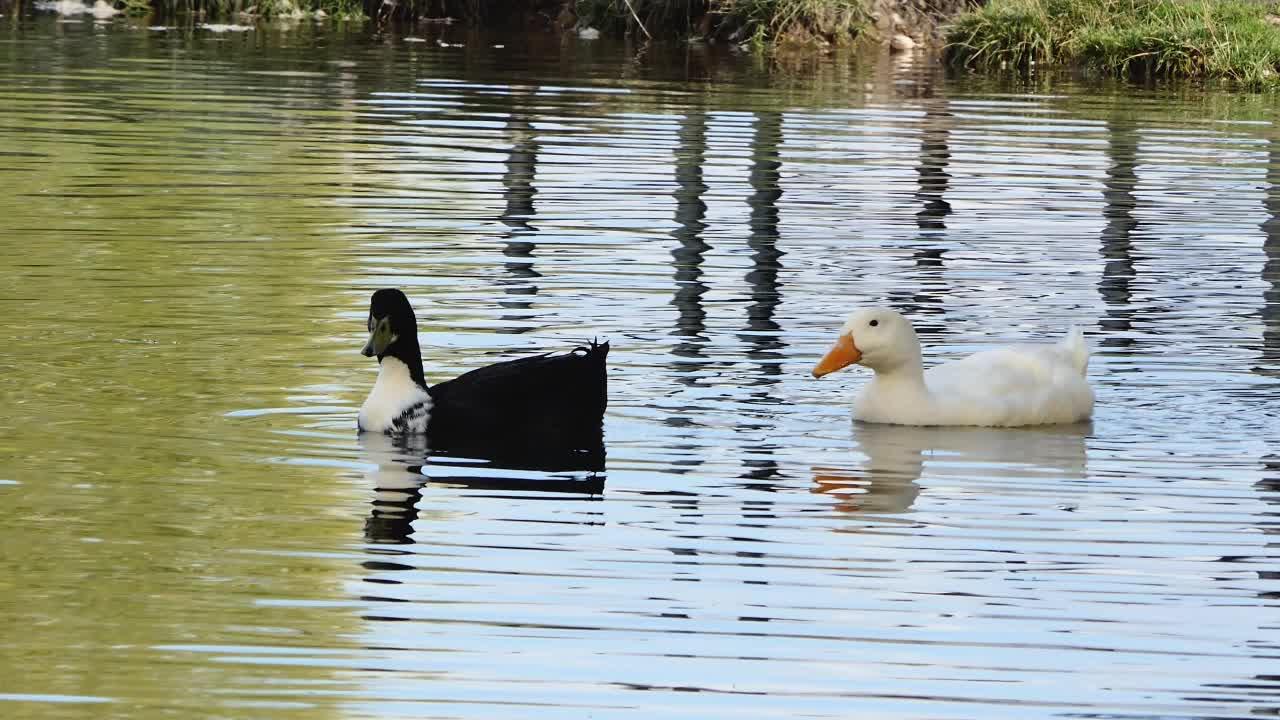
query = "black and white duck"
(357, 289, 609, 451)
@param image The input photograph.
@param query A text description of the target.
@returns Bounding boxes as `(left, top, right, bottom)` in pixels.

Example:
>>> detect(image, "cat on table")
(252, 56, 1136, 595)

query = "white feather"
(358, 357, 431, 433)
(827, 309, 1095, 427)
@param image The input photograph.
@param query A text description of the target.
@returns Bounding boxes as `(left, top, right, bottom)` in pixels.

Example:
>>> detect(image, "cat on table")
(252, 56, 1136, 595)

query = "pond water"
(2, 12, 1279, 720)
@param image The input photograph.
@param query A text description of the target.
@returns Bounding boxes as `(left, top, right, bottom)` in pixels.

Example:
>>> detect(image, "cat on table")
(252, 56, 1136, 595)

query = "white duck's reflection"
(356, 433, 607, 544)
(813, 422, 1090, 515)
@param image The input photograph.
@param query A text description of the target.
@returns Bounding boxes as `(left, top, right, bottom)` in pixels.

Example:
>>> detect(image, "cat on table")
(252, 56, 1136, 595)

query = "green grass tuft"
(947, 0, 1280, 89)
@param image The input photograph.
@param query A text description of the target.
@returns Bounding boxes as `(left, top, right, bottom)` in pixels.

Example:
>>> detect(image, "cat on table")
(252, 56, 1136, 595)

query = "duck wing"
(926, 348, 1056, 397)
(928, 327, 1090, 395)
(426, 340, 609, 452)
(924, 337, 1093, 425)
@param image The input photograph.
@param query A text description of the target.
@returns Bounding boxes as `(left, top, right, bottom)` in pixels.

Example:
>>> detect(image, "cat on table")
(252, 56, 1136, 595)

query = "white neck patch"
(358, 356, 431, 433)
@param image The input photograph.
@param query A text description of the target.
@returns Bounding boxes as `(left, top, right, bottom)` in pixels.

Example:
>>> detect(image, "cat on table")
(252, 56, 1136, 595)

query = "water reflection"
(1254, 452, 1280, 588)
(915, 100, 953, 233)
(496, 108, 541, 333)
(358, 433, 606, 545)
(360, 433, 432, 545)
(9, 18, 1280, 719)
(740, 110, 785, 386)
(728, 111, 789, 498)
(814, 423, 1090, 515)
(670, 108, 711, 381)
(1262, 138, 1280, 372)
(883, 101, 955, 327)
(1231, 453, 1280, 712)
(1098, 119, 1141, 345)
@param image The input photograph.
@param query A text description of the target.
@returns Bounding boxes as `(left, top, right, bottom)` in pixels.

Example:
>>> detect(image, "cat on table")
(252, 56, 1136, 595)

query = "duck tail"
(564, 338, 609, 415)
(1062, 326, 1089, 377)
(572, 338, 610, 359)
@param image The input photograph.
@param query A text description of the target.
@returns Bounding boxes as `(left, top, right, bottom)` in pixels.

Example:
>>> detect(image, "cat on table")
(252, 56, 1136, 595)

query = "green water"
(2, 11, 1279, 720)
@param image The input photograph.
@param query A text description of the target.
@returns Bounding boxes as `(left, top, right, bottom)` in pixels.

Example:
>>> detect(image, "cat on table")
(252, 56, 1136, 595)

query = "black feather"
(361, 289, 609, 453)
(426, 340, 609, 453)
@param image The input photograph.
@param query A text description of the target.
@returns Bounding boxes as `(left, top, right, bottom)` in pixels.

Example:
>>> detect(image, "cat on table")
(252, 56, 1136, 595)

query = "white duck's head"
(812, 308, 921, 377)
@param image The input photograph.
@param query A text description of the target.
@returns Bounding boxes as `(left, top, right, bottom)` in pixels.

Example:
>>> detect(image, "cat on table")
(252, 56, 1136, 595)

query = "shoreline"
(8, 0, 1280, 90)
(948, 0, 1280, 90)
(2, 0, 973, 54)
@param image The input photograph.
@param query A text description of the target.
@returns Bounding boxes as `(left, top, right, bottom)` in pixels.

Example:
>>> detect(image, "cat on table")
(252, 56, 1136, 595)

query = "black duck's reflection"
(358, 432, 606, 544)
(813, 422, 1090, 516)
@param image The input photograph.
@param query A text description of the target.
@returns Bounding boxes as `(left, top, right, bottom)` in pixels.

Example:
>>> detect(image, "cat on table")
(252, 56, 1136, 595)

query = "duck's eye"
(869, 319, 879, 327)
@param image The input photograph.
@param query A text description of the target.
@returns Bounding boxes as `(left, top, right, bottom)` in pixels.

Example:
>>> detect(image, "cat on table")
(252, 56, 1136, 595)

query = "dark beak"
(362, 318, 393, 358)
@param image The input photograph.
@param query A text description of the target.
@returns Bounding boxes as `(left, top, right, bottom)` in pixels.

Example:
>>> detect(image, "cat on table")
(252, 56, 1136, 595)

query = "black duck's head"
(362, 289, 421, 364)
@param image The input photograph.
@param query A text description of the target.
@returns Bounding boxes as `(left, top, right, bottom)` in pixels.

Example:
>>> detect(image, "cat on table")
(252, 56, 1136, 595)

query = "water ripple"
(1, 15, 1279, 720)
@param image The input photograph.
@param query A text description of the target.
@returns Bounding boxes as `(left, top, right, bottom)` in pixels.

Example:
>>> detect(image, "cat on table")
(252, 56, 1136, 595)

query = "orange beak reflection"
(812, 333, 862, 378)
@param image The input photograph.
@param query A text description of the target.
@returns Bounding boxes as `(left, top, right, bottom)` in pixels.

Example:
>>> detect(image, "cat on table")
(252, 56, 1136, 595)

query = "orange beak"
(812, 333, 862, 378)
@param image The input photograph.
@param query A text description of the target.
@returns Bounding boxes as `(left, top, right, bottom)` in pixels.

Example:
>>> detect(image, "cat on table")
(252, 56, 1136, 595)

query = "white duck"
(812, 309, 1094, 427)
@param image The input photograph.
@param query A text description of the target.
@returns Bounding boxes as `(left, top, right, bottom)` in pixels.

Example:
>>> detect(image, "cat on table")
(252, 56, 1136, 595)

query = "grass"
(947, 0, 1280, 89)
(572, 0, 873, 47)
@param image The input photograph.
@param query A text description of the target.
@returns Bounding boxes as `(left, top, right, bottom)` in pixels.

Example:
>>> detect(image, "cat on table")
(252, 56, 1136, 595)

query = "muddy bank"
(866, 0, 976, 49)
